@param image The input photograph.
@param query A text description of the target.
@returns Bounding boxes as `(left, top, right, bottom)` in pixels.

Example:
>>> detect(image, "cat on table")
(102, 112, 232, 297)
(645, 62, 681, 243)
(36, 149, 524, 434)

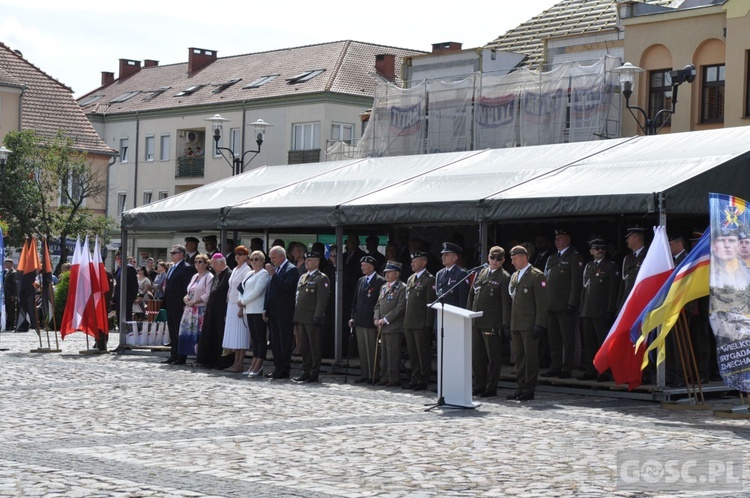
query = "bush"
(54, 271, 70, 329)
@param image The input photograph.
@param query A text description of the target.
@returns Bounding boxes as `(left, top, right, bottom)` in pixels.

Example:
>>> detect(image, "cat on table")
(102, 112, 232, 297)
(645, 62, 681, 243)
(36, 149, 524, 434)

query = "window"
(286, 69, 325, 84)
(160, 134, 170, 161)
(143, 87, 170, 102)
(145, 136, 155, 161)
(648, 69, 673, 129)
(174, 85, 205, 97)
(243, 75, 279, 89)
(79, 94, 104, 107)
(331, 123, 354, 144)
(117, 193, 127, 216)
(701, 64, 725, 123)
(59, 173, 83, 206)
(143, 191, 152, 205)
(119, 138, 129, 163)
(110, 91, 140, 103)
(230, 128, 241, 156)
(158, 190, 168, 200)
(211, 78, 241, 94)
(292, 122, 320, 150)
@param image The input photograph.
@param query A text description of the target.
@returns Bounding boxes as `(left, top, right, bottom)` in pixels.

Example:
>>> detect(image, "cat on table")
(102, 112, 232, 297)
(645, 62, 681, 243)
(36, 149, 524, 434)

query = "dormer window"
(174, 85, 205, 97)
(79, 95, 104, 107)
(211, 78, 242, 94)
(286, 69, 325, 84)
(110, 91, 140, 103)
(143, 87, 171, 101)
(243, 75, 279, 89)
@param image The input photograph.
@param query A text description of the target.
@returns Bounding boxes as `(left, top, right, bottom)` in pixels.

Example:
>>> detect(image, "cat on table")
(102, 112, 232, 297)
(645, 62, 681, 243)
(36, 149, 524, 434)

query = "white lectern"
(428, 302, 483, 409)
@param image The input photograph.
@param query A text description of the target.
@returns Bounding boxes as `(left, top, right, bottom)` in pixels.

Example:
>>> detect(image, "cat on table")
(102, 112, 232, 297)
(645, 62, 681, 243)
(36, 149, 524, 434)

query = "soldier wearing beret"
(184, 236, 199, 266)
(578, 238, 619, 381)
(373, 261, 407, 386)
(507, 245, 549, 401)
(402, 251, 436, 391)
(543, 228, 584, 379)
(292, 251, 330, 383)
(468, 246, 512, 397)
(435, 242, 469, 309)
(618, 226, 647, 310)
(349, 255, 385, 384)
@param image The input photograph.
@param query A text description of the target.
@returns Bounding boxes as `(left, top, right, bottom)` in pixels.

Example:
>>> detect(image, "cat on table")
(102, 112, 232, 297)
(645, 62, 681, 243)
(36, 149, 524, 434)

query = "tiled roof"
(78, 40, 425, 116)
(0, 42, 115, 156)
(484, 0, 673, 68)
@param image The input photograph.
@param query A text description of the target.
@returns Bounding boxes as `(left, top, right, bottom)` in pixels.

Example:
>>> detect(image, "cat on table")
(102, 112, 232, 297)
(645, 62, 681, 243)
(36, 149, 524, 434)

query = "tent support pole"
(118, 227, 129, 349)
(656, 191, 667, 389)
(479, 221, 489, 261)
(334, 226, 344, 363)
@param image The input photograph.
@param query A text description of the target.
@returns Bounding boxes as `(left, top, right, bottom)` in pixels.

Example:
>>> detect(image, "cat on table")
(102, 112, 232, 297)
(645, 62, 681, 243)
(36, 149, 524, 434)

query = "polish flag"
(73, 235, 98, 338)
(92, 237, 110, 335)
(60, 237, 81, 339)
(594, 225, 674, 388)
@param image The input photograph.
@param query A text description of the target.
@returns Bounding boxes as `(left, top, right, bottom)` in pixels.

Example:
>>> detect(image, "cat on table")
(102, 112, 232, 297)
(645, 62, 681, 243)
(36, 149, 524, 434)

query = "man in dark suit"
(507, 245, 549, 401)
(435, 242, 469, 308)
(402, 251, 436, 391)
(578, 238, 619, 381)
(203, 235, 221, 260)
(111, 251, 137, 352)
(162, 244, 196, 364)
(618, 226, 647, 310)
(264, 246, 299, 379)
(349, 255, 385, 383)
(468, 246, 512, 397)
(184, 237, 199, 266)
(543, 228, 584, 379)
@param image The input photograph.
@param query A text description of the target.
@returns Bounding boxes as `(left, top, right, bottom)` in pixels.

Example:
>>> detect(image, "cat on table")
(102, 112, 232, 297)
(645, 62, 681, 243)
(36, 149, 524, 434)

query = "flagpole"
(679, 312, 705, 404)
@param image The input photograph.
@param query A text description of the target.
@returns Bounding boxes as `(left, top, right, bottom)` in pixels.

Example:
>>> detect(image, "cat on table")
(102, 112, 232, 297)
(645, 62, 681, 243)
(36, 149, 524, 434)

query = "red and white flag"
(60, 236, 81, 339)
(73, 235, 97, 338)
(92, 237, 110, 335)
(594, 225, 674, 388)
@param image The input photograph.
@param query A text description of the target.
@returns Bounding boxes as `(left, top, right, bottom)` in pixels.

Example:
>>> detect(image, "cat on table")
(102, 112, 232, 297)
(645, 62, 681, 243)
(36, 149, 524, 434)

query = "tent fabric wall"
(121, 127, 750, 232)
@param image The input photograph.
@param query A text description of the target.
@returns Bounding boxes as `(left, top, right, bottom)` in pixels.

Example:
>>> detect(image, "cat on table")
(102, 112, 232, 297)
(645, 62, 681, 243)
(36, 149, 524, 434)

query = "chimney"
(144, 59, 159, 68)
(375, 54, 396, 81)
(431, 42, 463, 54)
(188, 47, 217, 73)
(101, 71, 115, 86)
(118, 59, 141, 80)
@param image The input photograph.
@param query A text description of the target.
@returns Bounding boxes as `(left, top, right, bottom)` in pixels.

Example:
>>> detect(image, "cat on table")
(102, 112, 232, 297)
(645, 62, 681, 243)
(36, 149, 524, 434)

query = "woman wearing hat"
(222, 245, 252, 372)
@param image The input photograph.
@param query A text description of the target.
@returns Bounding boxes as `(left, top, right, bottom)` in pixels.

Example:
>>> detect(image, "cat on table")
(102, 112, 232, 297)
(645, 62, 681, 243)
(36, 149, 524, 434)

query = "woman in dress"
(196, 254, 232, 368)
(151, 262, 167, 300)
(222, 245, 251, 372)
(133, 266, 152, 319)
(177, 254, 213, 358)
(240, 250, 270, 377)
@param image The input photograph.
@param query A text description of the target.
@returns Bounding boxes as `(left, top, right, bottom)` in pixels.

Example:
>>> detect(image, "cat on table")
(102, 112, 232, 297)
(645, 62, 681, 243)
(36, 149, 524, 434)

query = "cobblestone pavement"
(1, 330, 749, 497)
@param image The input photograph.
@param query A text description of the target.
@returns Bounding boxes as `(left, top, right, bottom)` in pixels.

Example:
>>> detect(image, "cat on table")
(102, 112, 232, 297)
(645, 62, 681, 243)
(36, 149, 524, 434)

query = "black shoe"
(265, 371, 277, 378)
(517, 392, 535, 401)
(472, 388, 483, 396)
(402, 383, 417, 390)
(698, 376, 709, 384)
(666, 379, 685, 388)
(577, 373, 597, 381)
(558, 371, 571, 379)
(710, 374, 723, 382)
(273, 372, 289, 379)
(304, 376, 319, 383)
(506, 392, 521, 400)
(412, 383, 427, 391)
(355, 377, 370, 384)
(173, 359, 186, 365)
(162, 357, 176, 364)
(479, 391, 497, 398)
(293, 374, 310, 382)
(541, 370, 561, 377)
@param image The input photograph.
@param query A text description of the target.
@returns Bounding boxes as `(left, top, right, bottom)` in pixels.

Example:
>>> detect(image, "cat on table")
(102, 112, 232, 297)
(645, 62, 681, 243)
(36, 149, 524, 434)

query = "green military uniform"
(544, 246, 584, 376)
(293, 269, 330, 380)
(373, 279, 406, 384)
(509, 264, 549, 397)
(618, 248, 646, 310)
(579, 255, 619, 378)
(403, 269, 436, 388)
(468, 266, 511, 396)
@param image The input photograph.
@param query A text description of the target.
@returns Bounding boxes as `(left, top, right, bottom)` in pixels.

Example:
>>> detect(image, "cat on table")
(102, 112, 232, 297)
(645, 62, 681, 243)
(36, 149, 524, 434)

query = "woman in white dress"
(223, 245, 251, 372)
(240, 250, 270, 377)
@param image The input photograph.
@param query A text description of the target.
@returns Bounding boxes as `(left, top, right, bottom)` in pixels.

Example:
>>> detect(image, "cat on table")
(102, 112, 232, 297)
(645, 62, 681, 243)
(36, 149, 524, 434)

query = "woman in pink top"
(177, 254, 214, 357)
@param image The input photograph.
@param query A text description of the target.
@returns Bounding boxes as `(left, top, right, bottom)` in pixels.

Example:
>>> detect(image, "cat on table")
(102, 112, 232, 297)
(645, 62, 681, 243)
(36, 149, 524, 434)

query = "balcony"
(175, 156, 204, 178)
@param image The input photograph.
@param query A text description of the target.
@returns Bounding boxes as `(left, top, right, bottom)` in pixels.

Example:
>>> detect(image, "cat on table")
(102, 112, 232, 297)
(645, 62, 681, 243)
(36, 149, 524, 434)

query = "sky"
(1, 0, 560, 98)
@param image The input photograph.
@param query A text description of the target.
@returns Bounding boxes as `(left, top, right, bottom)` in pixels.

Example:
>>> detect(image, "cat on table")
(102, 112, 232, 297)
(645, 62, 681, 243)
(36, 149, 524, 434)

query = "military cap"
(712, 225, 739, 239)
(383, 261, 402, 272)
(365, 235, 380, 244)
(184, 236, 199, 244)
(509, 245, 528, 256)
(4, 257, 13, 263)
(360, 255, 378, 267)
(689, 230, 704, 242)
(202, 235, 217, 243)
(489, 246, 505, 258)
(410, 251, 429, 260)
(440, 242, 463, 254)
(624, 226, 645, 239)
(304, 251, 323, 259)
(553, 228, 570, 236)
(588, 238, 606, 249)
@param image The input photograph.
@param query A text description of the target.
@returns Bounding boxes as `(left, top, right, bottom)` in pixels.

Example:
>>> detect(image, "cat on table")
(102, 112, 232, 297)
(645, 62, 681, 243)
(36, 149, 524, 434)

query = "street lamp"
(205, 114, 272, 175)
(612, 62, 696, 135)
(0, 145, 12, 174)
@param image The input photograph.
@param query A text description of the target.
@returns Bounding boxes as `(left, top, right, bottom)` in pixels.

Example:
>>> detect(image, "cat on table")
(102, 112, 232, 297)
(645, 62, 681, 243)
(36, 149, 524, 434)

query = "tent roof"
(122, 127, 750, 231)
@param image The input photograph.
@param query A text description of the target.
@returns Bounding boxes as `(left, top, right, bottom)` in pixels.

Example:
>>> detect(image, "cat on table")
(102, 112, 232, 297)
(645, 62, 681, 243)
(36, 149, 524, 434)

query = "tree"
(0, 130, 115, 273)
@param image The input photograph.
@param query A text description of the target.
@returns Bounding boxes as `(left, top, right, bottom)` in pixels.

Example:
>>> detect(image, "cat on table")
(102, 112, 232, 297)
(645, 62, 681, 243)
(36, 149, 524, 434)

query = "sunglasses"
(235, 253, 247, 256)
(195, 260, 207, 264)
(489, 255, 503, 261)
(170, 251, 180, 255)
(249, 257, 262, 262)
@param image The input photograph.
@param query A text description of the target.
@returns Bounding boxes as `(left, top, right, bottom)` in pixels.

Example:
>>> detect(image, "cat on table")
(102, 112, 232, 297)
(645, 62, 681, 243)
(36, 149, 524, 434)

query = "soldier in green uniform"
(618, 226, 647, 310)
(507, 245, 549, 401)
(468, 246, 512, 397)
(543, 228, 584, 379)
(292, 251, 330, 383)
(402, 251, 436, 391)
(373, 261, 407, 387)
(578, 238, 619, 381)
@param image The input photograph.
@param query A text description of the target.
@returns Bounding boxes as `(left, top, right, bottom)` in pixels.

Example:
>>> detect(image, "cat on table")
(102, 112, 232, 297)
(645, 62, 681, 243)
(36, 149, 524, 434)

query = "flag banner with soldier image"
(0, 227, 5, 331)
(709, 193, 750, 391)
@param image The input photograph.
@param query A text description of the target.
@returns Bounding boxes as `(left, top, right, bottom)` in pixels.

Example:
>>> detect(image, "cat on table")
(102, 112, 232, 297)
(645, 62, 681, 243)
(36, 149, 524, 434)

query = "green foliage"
(54, 270, 70, 327)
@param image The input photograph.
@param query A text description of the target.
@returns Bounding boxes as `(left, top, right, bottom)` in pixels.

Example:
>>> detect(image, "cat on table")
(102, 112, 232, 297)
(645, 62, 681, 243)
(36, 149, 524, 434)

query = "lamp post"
(612, 62, 696, 135)
(0, 145, 11, 174)
(205, 114, 272, 176)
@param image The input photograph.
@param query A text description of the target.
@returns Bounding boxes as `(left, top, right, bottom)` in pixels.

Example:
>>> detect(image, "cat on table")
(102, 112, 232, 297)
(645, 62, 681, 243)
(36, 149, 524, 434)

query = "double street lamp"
(206, 114, 272, 176)
(0, 145, 12, 174)
(612, 62, 696, 135)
